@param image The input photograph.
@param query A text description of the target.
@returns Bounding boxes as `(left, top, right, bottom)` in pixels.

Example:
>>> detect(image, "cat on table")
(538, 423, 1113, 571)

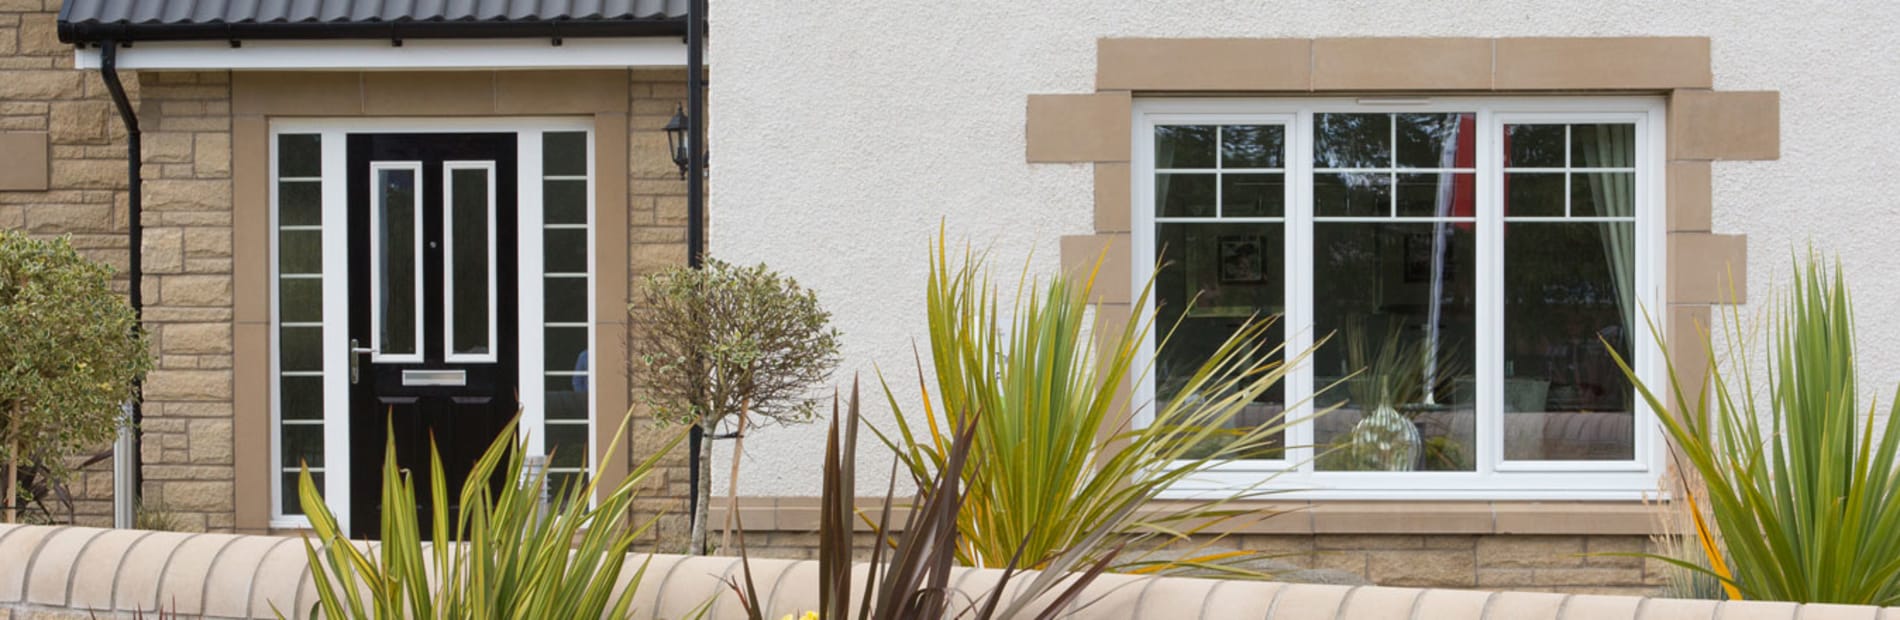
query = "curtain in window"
(1574, 126, 1636, 329)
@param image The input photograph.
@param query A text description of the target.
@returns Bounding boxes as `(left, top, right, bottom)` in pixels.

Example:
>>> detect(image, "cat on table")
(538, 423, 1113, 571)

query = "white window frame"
(1133, 97, 1668, 500)
(267, 118, 597, 532)
(443, 160, 500, 364)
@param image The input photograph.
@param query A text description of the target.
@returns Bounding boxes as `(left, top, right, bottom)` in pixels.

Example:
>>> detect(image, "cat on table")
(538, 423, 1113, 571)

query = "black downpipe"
(683, 0, 707, 543)
(98, 41, 145, 507)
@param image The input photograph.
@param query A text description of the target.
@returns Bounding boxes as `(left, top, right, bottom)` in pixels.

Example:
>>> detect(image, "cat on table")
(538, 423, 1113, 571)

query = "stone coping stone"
(1, 524, 1894, 619)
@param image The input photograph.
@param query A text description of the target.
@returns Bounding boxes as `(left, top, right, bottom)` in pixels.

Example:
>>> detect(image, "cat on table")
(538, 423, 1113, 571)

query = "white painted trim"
(443, 160, 500, 364)
(269, 118, 594, 536)
(369, 160, 426, 363)
(75, 37, 685, 70)
(1133, 96, 1669, 500)
(518, 131, 548, 463)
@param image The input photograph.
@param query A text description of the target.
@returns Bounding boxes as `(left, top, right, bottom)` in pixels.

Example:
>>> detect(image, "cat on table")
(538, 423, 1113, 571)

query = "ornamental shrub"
(0, 230, 152, 523)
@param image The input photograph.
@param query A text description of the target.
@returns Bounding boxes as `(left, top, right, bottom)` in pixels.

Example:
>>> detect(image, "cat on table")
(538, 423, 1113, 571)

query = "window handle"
(350, 338, 376, 384)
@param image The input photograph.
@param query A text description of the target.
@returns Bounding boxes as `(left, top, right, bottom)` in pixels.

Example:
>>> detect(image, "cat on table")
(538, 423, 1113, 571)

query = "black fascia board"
(59, 17, 684, 45)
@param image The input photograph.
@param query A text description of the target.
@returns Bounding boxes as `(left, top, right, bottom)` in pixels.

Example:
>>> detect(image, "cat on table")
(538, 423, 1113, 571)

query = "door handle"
(350, 338, 375, 384)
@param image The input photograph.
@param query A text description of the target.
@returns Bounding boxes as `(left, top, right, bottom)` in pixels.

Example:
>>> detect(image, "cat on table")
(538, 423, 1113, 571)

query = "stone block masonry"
(134, 71, 237, 533)
(0, 0, 135, 528)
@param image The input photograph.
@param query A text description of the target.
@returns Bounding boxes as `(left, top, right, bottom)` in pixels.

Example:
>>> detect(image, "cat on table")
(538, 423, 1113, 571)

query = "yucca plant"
(286, 411, 685, 619)
(726, 379, 1117, 619)
(877, 232, 1327, 574)
(1611, 255, 1900, 604)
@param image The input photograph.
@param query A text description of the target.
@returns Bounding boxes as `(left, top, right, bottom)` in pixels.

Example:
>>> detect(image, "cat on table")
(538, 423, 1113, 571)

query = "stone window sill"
(711, 498, 1655, 537)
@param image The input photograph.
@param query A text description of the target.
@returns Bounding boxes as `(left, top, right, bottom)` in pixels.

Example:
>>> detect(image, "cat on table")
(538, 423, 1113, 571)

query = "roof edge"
(58, 17, 685, 45)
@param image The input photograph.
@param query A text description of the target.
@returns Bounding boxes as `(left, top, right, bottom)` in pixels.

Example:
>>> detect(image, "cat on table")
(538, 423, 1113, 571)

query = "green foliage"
(635, 258, 843, 553)
(0, 231, 151, 522)
(288, 411, 685, 619)
(726, 380, 1116, 620)
(877, 232, 1325, 574)
(635, 258, 843, 429)
(1340, 318, 1463, 411)
(1611, 255, 1900, 604)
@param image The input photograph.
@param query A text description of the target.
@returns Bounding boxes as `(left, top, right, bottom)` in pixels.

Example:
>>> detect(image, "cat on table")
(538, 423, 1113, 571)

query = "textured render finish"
(712, 4, 1861, 509)
(6, 524, 1898, 620)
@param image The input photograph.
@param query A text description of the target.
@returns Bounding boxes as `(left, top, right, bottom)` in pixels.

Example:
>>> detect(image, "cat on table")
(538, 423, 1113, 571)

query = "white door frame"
(268, 117, 597, 532)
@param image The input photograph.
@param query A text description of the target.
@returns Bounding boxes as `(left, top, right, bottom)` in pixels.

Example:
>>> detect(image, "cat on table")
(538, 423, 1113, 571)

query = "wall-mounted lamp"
(663, 104, 691, 179)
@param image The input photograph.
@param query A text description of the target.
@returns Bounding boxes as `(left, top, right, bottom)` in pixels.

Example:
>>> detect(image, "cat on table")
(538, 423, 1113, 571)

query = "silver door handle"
(350, 338, 375, 384)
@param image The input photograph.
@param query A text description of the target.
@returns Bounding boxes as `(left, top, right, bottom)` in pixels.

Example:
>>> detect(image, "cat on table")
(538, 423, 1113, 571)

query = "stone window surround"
(709, 39, 1779, 538)
(1009, 37, 1777, 535)
(226, 70, 635, 534)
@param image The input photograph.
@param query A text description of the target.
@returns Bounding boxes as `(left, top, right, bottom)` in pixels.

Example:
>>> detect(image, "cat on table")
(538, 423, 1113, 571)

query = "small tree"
(636, 259, 841, 554)
(0, 231, 152, 523)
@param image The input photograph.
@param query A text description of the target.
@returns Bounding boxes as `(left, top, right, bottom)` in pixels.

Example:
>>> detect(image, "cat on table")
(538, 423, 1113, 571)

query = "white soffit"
(74, 37, 686, 70)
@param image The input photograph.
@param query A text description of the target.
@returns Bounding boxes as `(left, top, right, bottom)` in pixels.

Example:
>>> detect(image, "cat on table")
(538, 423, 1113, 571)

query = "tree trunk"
(689, 416, 715, 554)
(5, 431, 17, 524)
(719, 402, 749, 553)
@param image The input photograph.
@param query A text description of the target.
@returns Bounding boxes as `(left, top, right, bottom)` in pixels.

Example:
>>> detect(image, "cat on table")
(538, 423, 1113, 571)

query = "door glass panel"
(374, 165, 420, 358)
(448, 165, 493, 359)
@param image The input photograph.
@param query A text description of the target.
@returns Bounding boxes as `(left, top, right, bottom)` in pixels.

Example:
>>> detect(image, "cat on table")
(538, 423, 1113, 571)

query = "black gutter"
(98, 41, 144, 509)
(60, 18, 683, 45)
(683, 0, 707, 546)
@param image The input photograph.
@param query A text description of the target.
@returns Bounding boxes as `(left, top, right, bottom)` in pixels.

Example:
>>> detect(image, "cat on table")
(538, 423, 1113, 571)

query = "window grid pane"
(543, 133, 592, 486)
(275, 133, 324, 517)
(1145, 110, 1648, 483)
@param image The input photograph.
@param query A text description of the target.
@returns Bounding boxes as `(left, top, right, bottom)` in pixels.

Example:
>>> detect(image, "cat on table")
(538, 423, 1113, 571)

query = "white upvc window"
(1134, 97, 1667, 499)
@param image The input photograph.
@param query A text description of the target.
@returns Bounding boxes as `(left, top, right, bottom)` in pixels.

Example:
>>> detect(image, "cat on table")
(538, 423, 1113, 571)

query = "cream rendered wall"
(707, 1, 1900, 496)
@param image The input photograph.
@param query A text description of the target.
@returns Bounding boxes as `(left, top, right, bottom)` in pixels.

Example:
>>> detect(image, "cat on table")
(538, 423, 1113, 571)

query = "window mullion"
(1476, 108, 1502, 476)
(1288, 109, 1316, 473)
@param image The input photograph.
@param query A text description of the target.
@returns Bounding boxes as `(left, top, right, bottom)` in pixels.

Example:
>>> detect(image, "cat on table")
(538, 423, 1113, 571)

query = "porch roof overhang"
(58, 0, 686, 44)
(58, 0, 687, 69)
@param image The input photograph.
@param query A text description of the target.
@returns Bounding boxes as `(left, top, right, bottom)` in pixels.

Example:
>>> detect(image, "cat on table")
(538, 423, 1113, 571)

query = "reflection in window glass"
(1145, 108, 1651, 484)
(275, 132, 325, 516)
(1503, 222, 1635, 460)
(1314, 113, 1390, 169)
(1154, 222, 1285, 459)
(1501, 122, 1638, 462)
(542, 132, 593, 497)
(449, 167, 492, 357)
(1312, 224, 1477, 471)
(376, 167, 418, 356)
(1155, 125, 1216, 169)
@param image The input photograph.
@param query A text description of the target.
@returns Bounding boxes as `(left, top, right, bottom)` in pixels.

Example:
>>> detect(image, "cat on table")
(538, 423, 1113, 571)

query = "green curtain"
(1576, 125, 1636, 331)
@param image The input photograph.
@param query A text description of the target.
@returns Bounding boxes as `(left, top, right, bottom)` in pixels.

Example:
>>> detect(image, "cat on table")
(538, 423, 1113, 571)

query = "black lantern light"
(663, 104, 690, 179)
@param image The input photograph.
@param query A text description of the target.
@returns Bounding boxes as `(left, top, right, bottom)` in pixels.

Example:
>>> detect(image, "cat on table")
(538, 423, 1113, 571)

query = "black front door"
(347, 133, 519, 540)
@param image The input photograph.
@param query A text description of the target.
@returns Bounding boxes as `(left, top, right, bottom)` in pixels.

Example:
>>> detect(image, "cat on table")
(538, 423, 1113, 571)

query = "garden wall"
(4, 524, 1890, 620)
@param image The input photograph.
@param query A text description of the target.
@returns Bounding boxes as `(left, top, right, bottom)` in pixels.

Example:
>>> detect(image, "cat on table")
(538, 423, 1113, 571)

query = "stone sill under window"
(709, 497, 1654, 537)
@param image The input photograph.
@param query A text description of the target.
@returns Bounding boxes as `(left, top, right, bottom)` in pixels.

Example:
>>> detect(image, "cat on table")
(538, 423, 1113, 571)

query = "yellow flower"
(780, 612, 819, 620)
